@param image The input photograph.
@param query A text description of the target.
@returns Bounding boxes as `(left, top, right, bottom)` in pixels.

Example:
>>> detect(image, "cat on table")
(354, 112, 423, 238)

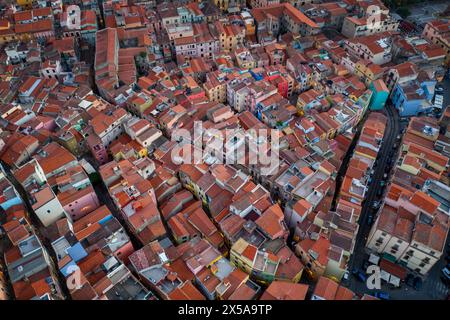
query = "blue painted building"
(249, 69, 264, 81)
(390, 80, 436, 116)
(369, 79, 389, 111)
(0, 170, 22, 211)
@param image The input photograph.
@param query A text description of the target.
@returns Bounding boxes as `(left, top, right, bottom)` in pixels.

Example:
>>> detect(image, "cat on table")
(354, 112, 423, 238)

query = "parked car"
(342, 271, 350, 282)
(367, 214, 373, 226)
(352, 268, 367, 282)
(362, 260, 370, 270)
(405, 274, 415, 287)
(413, 277, 423, 290)
(441, 267, 450, 283)
(372, 291, 390, 300)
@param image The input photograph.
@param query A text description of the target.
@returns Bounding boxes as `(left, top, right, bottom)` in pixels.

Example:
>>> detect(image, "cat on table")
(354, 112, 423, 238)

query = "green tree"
(397, 7, 411, 18)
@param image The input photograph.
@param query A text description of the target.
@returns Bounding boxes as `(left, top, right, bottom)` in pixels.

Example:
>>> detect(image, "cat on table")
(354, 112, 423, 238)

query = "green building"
(369, 79, 389, 111)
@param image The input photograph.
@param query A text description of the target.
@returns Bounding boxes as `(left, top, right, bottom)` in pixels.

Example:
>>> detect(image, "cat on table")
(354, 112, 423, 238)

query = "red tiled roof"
(313, 276, 339, 300)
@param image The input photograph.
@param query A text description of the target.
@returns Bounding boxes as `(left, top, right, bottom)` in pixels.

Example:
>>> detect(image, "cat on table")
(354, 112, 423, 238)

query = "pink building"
(55, 165, 101, 221)
(72, 205, 135, 263)
(115, 241, 135, 263)
(59, 185, 100, 221)
(86, 134, 108, 165)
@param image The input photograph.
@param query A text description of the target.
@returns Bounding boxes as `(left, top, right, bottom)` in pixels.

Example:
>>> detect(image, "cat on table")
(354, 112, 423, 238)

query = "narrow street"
(342, 101, 450, 299)
(0, 162, 71, 300)
(337, 104, 402, 293)
(340, 104, 450, 299)
(331, 112, 370, 211)
(82, 155, 143, 250)
(0, 238, 13, 300)
(295, 106, 399, 295)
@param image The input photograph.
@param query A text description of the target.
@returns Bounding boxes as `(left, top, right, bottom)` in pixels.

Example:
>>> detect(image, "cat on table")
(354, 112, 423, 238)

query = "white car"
(442, 267, 450, 281)
(434, 95, 443, 109)
(343, 271, 350, 281)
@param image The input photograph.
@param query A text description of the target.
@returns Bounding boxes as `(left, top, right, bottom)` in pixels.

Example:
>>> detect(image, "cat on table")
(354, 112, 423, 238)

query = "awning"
(380, 270, 390, 282)
(380, 258, 407, 280)
(369, 253, 380, 265)
(389, 275, 401, 287)
(382, 252, 397, 263)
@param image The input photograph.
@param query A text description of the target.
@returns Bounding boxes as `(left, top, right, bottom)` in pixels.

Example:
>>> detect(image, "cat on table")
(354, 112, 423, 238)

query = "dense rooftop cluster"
(0, 0, 449, 301)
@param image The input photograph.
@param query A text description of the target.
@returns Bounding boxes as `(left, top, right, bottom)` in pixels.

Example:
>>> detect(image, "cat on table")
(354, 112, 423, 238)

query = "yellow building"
(230, 238, 280, 284)
(204, 71, 227, 103)
(214, 0, 229, 11)
(354, 60, 384, 87)
(128, 93, 153, 117)
(0, 20, 21, 44)
(235, 49, 256, 70)
(17, 0, 33, 9)
(215, 21, 245, 53)
(422, 20, 450, 66)
(230, 238, 257, 275)
(398, 155, 421, 176)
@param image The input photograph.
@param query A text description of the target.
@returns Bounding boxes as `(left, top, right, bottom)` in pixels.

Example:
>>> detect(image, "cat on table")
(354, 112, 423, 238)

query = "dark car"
(362, 260, 370, 270)
(441, 267, 450, 286)
(352, 268, 367, 282)
(405, 274, 415, 287)
(372, 291, 390, 300)
(367, 214, 373, 226)
(413, 277, 423, 290)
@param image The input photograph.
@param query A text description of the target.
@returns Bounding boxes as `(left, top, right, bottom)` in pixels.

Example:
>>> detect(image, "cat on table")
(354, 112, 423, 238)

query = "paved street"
(342, 104, 402, 296)
(82, 155, 144, 250)
(439, 71, 450, 111)
(341, 103, 450, 300)
(0, 163, 70, 299)
(405, 2, 449, 27)
(0, 237, 12, 300)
